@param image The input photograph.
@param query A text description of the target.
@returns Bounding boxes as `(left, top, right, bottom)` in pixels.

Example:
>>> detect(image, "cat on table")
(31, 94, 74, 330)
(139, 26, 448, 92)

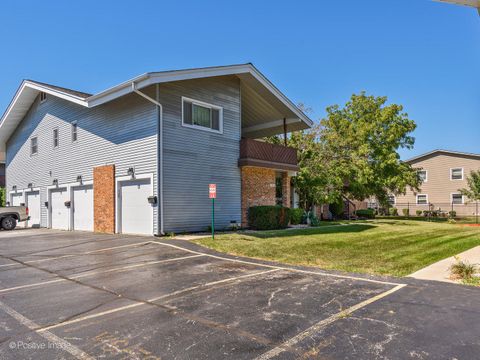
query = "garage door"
(25, 191, 41, 228)
(118, 178, 153, 235)
(11, 193, 23, 206)
(72, 185, 93, 232)
(50, 187, 69, 230)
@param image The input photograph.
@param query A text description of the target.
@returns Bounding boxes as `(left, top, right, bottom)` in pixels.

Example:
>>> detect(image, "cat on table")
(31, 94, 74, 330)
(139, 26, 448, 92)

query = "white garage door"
(72, 185, 93, 232)
(50, 188, 69, 230)
(25, 191, 41, 228)
(11, 193, 23, 206)
(119, 178, 153, 235)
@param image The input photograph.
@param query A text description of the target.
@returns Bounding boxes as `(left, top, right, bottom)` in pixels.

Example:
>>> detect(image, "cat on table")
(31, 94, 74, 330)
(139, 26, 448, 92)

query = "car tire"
(1, 216, 17, 231)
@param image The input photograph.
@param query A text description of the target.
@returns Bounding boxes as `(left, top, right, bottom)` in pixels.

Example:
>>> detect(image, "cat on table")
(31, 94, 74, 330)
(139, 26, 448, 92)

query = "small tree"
(459, 170, 480, 202)
(0, 187, 5, 207)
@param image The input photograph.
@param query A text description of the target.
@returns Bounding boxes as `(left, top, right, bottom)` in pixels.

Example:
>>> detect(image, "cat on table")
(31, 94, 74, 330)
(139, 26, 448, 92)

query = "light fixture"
(77, 175, 83, 184)
(52, 179, 58, 186)
(127, 167, 135, 178)
(27, 183, 33, 189)
(12, 185, 17, 191)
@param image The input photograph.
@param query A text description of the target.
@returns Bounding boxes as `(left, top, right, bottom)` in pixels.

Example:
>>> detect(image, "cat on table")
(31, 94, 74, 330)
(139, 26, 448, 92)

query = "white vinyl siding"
(416, 194, 428, 205)
(450, 168, 463, 180)
(182, 97, 223, 133)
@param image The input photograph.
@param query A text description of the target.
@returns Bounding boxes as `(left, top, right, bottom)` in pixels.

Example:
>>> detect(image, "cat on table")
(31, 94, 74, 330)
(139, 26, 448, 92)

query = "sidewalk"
(409, 246, 480, 283)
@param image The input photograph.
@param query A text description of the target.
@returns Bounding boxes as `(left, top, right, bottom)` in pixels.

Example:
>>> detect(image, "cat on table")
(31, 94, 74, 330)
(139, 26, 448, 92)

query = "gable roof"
(406, 149, 480, 163)
(0, 63, 313, 161)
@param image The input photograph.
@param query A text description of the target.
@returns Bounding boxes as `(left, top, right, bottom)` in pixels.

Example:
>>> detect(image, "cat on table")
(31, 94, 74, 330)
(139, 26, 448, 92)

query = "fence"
(379, 202, 480, 222)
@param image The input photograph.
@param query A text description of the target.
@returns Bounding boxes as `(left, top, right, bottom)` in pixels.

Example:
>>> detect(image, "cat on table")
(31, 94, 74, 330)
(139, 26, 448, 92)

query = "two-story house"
(0, 64, 312, 234)
(389, 150, 480, 216)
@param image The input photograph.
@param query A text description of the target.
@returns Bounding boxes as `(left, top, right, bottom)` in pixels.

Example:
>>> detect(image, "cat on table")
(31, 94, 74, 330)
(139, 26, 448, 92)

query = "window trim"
(450, 167, 464, 181)
(40, 92, 47, 103)
(30, 136, 38, 156)
(53, 127, 59, 149)
(451, 193, 464, 205)
(418, 169, 428, 183)
(416, 194, 428, 205)
(181, 96, 223, 134)
(71, 121, 78, 143)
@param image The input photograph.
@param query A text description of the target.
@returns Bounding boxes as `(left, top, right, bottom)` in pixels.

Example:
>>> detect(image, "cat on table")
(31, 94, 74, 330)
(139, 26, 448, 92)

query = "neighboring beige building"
(389, 150, 480, 217)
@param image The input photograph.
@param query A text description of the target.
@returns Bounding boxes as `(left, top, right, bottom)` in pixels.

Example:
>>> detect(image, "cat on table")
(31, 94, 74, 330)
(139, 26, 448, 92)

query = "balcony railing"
(238, 138, 299, 171)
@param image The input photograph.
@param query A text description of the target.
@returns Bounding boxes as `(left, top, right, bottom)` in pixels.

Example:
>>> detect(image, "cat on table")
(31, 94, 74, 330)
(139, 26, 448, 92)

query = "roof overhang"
(435, 0, 480, 14)
(406, 149, 480, 163)
(0, 64, 313, 161)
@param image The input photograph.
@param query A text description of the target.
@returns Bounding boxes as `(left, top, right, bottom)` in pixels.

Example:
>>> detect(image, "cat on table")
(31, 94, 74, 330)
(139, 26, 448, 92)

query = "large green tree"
(459, 170, 480, 202)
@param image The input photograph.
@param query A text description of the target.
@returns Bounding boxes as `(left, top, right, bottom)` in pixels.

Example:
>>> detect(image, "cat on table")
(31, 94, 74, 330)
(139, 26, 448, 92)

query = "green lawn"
(195, 219, 480, 277)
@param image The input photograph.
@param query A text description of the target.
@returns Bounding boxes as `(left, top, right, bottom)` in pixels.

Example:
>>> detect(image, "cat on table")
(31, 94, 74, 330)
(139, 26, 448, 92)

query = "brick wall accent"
(281, 173, 291, 208)
(241, 166, 276, 226)
(93, 165, 116, 234)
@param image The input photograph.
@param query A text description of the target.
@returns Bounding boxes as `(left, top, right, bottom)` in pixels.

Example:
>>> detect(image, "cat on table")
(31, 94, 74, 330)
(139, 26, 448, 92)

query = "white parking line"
(0, 254, 204, 294)
(151, 241, 404, 287)
(0, 241, 153, 268)
(254, 283, 407, 360)
(0, 299, 94, 360)
(38, 268, 280, 333)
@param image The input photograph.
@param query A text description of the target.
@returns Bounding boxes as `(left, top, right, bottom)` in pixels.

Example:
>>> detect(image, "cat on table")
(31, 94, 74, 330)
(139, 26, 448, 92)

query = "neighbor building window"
(182, 97, 223, 133)
(418, 170, 427, 183)
(416, 194, 428, 205)
(30, 137, 38, 155)
(40, 92, 47, 103)
(71, 122, 78, 142)
(53, 128, 59, 148)
(387, 195, 396, 206)
(451, 168, 463, 180)
(451, 193, 463, 205)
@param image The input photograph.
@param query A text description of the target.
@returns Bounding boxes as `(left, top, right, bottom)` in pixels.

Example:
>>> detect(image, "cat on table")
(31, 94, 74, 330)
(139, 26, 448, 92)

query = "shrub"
(355, 209, 375, 219)
(447, 218, 457, 224)
(329, 201, 344, 218)
(448, 210, 457, 218)
(289, 208, 304, 225)
(416, 210, 423, 216)
(449, 256, 477, 280)
(402, 208, 410, 217)
(248, 206, 290, 230)
(308, 212, 321, 226)
(0, 187, 5, 207)
(389, 207, 398, 216)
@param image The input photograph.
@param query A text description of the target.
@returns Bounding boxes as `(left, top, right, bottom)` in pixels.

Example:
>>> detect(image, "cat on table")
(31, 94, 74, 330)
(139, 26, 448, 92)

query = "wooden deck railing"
(238, 138, 298, 171)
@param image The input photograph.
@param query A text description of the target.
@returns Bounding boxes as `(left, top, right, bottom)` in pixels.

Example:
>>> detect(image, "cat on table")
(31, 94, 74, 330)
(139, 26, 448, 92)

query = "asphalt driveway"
(0, 229, 479, 359)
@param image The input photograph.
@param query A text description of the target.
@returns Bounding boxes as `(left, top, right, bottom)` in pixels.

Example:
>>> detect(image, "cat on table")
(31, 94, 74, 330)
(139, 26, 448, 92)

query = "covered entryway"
(10, 192, 23, 207)
(117, 177, 153, 235)
(25, 190, 41, 228)
(49, 187, 69, 230)
(72, 184, 94, 232)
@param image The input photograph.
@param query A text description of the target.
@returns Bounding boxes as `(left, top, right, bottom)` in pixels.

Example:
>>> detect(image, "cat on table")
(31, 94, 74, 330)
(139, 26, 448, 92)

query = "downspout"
(131, 82, 165, 235)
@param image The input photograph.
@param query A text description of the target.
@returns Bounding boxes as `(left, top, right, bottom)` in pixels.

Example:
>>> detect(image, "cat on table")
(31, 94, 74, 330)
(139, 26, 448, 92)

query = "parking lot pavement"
(0, 229, 479, 359)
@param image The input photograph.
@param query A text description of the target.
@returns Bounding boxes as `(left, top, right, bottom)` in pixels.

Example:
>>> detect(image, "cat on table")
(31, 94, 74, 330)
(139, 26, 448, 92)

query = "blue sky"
(0, 0, 478, 159)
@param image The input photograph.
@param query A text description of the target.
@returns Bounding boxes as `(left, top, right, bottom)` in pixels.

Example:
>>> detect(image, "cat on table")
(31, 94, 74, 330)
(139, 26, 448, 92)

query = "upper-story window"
(418, 170, 427, 183)
(40, 92, 47, 103)
(30, 137, 38, 155)
(450, 168, 463, 181)
(71, 122, 78, 142)
(53, 128, 59, 148)
(182, 97, 223, 133)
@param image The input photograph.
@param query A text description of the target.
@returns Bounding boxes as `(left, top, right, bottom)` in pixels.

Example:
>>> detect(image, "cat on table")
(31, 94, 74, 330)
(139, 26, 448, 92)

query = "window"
(451, 168, 463, 180)
(418, 170, 427, 183)
(387, 195, 396, 206)
(53, 128, 59, 148)
(416, 194, 428, 205)
(30, 137, 38, 155)
(182, 97, 222, 133)
(40, 92, 47, 103)
(451, 193, 463, 205)
(71, 122, 78, 142)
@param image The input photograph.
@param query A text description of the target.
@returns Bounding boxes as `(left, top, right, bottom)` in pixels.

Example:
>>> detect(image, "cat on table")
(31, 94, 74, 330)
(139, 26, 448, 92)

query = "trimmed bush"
(416, 210, 423, 216)
(355, 209, 375, 219)
(329, 201, 345, 218)
(402, 208, 410, 217)
(389, 207, 398, 216)
(0, 187, 5, 207)
(289, 208, 304, 225)
(248, 206, 290, 230)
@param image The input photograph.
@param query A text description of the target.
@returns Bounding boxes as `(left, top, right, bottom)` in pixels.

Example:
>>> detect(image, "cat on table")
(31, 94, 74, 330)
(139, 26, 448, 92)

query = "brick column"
(241, 167, 276, 227)
(281, 172, 291, 208)
(93, 165, 116, 234)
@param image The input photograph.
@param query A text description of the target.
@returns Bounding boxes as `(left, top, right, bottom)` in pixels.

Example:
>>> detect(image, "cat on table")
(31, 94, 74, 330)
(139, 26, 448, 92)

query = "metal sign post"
(209, 184, 216, 239)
